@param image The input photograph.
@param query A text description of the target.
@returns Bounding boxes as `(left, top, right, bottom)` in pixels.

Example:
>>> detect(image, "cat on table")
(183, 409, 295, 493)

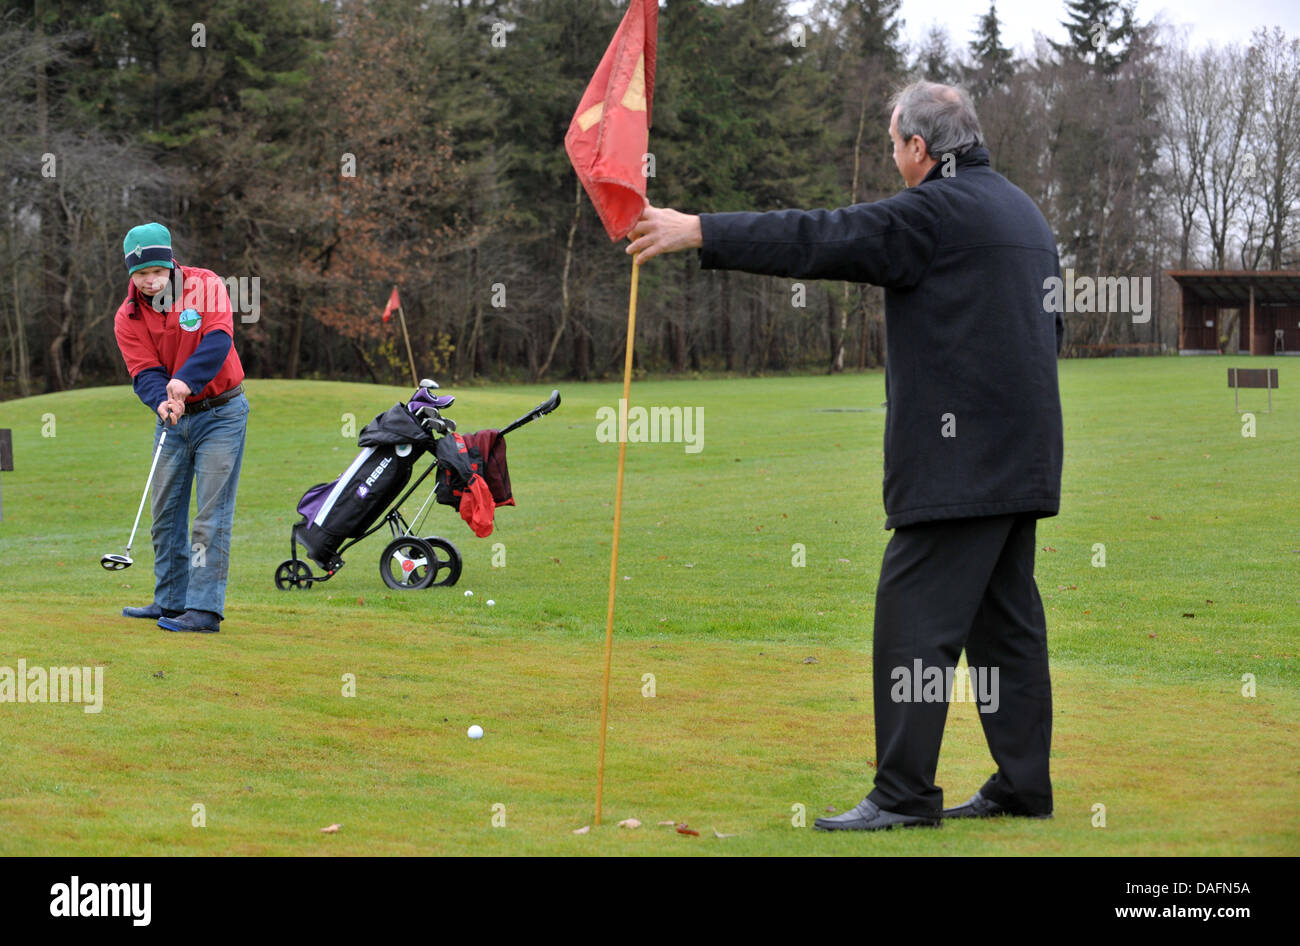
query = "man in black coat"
(626, 81, 1063, 830)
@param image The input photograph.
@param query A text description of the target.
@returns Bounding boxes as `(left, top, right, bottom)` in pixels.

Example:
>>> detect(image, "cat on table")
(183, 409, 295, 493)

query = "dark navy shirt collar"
(920, 146, 991, 184)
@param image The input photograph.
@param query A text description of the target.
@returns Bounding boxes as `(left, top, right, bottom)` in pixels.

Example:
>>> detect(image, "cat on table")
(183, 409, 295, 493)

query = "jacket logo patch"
(178, 308, 201, 332)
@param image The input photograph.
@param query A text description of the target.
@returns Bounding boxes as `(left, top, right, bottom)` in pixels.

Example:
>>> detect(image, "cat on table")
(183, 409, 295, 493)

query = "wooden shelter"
(1168, 271, 1300, 355)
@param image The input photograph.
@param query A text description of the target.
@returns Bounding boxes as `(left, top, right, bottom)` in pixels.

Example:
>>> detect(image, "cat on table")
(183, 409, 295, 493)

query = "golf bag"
(276, 383, 559, 591)
(294, 403, 437, 571)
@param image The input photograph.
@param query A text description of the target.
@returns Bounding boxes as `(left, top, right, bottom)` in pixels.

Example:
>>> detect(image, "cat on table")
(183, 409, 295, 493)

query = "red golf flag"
(381, 286, 401, 323)
(565, 0, 658, 242)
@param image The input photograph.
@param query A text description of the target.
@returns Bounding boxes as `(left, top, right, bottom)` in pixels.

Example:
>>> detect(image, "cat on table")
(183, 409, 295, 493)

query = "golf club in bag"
(100, 430, 167, 570)
(275, 381, 560, 591)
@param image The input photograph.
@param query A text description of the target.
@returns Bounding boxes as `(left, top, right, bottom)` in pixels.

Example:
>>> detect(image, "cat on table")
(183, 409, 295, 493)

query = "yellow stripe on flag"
(621, 54, 647, 111)
(577, 102, 604, 132)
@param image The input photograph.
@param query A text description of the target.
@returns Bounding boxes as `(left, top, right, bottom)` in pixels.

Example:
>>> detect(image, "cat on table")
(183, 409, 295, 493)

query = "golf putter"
(100, 430, 168, 570)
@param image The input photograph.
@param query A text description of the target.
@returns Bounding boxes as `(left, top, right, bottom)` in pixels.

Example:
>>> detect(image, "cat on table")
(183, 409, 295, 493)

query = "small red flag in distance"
(381, 287, 401, 323)
(564, 0, 658, 242)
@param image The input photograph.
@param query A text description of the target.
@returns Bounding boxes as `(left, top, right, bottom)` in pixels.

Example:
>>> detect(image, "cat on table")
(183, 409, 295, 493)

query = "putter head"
(101, 553, 133, 570)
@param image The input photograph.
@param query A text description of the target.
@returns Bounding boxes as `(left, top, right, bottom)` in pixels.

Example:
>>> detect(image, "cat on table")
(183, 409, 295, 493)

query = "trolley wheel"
(380, 536, 437, 590)
(275, 558, 314, 590)
(421, 536, 463, 587)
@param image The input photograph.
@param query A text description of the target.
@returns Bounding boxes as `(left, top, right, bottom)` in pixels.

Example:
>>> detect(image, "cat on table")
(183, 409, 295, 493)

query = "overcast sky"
(790, 0, 1299, 56)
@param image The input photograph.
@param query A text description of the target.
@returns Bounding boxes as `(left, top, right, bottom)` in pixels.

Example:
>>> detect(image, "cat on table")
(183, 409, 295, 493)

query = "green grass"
(0, 358, 1296, 855)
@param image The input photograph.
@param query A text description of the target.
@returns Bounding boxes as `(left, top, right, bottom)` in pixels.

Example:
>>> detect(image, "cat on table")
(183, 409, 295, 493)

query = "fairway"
(0, 359, 1296, 856)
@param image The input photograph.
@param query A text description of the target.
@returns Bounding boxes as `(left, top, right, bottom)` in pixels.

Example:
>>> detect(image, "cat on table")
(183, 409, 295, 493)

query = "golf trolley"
(274, 380, 559, 592)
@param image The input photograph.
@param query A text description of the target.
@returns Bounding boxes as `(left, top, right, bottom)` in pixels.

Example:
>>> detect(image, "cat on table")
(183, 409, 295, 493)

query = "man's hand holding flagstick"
(625, 204, 702, 265)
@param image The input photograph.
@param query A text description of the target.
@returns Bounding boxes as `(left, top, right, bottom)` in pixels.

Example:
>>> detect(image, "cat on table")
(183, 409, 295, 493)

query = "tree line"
(1, 0, 1297, 397)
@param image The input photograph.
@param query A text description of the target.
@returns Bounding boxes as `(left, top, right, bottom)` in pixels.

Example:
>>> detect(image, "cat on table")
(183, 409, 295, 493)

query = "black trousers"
(866, 513, 1053, 817)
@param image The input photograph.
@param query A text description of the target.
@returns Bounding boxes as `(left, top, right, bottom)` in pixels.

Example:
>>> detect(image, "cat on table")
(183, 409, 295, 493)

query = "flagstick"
(395, 292, 419, 389)
(595, 254, 639, 827)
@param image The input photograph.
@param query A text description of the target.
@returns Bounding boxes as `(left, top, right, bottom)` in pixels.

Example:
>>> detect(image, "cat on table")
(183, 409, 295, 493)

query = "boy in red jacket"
(113, 222, 249, 633)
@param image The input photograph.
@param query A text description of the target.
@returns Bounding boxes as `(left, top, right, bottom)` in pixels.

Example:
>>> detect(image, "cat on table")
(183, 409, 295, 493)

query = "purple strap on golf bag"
(297, 481, 334, 522)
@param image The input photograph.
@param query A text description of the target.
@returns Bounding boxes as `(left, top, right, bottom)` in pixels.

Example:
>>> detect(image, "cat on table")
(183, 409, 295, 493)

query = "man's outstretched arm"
(625, 197, 940, 289)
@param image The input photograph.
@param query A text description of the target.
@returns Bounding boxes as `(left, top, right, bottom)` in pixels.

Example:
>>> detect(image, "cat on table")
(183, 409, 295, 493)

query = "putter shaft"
(125, 430, 167, 554)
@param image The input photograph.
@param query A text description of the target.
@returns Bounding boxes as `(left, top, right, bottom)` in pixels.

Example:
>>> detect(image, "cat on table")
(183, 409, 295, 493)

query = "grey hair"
(890, 81, 984, 160)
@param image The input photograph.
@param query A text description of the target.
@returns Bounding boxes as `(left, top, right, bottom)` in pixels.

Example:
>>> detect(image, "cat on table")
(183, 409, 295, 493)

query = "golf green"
(0, 360, 1295, 855)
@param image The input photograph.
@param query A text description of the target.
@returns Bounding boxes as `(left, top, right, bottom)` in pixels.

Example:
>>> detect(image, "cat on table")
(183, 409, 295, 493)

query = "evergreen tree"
(1050, 0, 1136, 73)
(916, 24, 956, 84)
(967, 1, 1013, 94)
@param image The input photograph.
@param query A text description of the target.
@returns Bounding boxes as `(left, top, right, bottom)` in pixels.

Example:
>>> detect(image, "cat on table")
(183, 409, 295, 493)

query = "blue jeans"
(150, 393, 249, 619)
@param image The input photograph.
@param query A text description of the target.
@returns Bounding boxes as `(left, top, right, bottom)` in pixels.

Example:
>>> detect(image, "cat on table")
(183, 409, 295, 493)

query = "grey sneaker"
(123, 603, 183, 620)
(157, 610, 222, 633)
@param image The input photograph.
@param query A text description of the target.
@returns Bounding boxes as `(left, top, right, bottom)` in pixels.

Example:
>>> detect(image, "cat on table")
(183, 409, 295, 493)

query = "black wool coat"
(698, 147, 1064, 529)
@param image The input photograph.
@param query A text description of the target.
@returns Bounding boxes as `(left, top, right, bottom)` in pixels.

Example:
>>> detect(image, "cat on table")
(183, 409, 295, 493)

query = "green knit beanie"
(122, 222, 175, 275)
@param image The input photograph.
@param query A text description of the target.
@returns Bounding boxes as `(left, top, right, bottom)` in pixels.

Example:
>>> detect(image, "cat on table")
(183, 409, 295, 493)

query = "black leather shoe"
(943, 790, 1052, 819)
(814, 798, 942, 832)
(157, 610, 221, 633)
(123, 603, 183, 620)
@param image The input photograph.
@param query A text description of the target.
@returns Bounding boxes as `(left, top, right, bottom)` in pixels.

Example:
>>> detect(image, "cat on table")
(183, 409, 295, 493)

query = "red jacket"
(113, 264, 244, 402)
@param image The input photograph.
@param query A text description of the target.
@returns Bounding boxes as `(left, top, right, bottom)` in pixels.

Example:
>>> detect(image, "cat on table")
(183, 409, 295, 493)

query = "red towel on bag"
(459, 429, 515, 507)
(458, 474, 496, 537)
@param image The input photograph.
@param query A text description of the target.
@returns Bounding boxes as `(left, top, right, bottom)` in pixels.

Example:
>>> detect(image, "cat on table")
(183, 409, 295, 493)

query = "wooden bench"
(1067, 342, 1162, 357)
(1228, 368, 1279, 414)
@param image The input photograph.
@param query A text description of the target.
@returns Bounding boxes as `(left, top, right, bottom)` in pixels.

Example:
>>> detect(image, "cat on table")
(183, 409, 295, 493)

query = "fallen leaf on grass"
(675, 824, 700, 836)
(802, 656, 819, 664)
(320, 824, 341, 834)
(1041, 546, 1057, 552)
(658, 820, 676, 826)
(617, 818, 642, 829)
(573, 825, 590, 835)
(1148, 515, 1161, 520)
(825, 806, 837, 813)
(1182, 612, 1195, 618)
(713, 829, 737, 839)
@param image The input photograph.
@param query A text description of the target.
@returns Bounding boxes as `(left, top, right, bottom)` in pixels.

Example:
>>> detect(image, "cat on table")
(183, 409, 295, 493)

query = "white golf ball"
(467, 725, 484, 740)
(487, 599, 495, 606)
(464, 589, 473, 597)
